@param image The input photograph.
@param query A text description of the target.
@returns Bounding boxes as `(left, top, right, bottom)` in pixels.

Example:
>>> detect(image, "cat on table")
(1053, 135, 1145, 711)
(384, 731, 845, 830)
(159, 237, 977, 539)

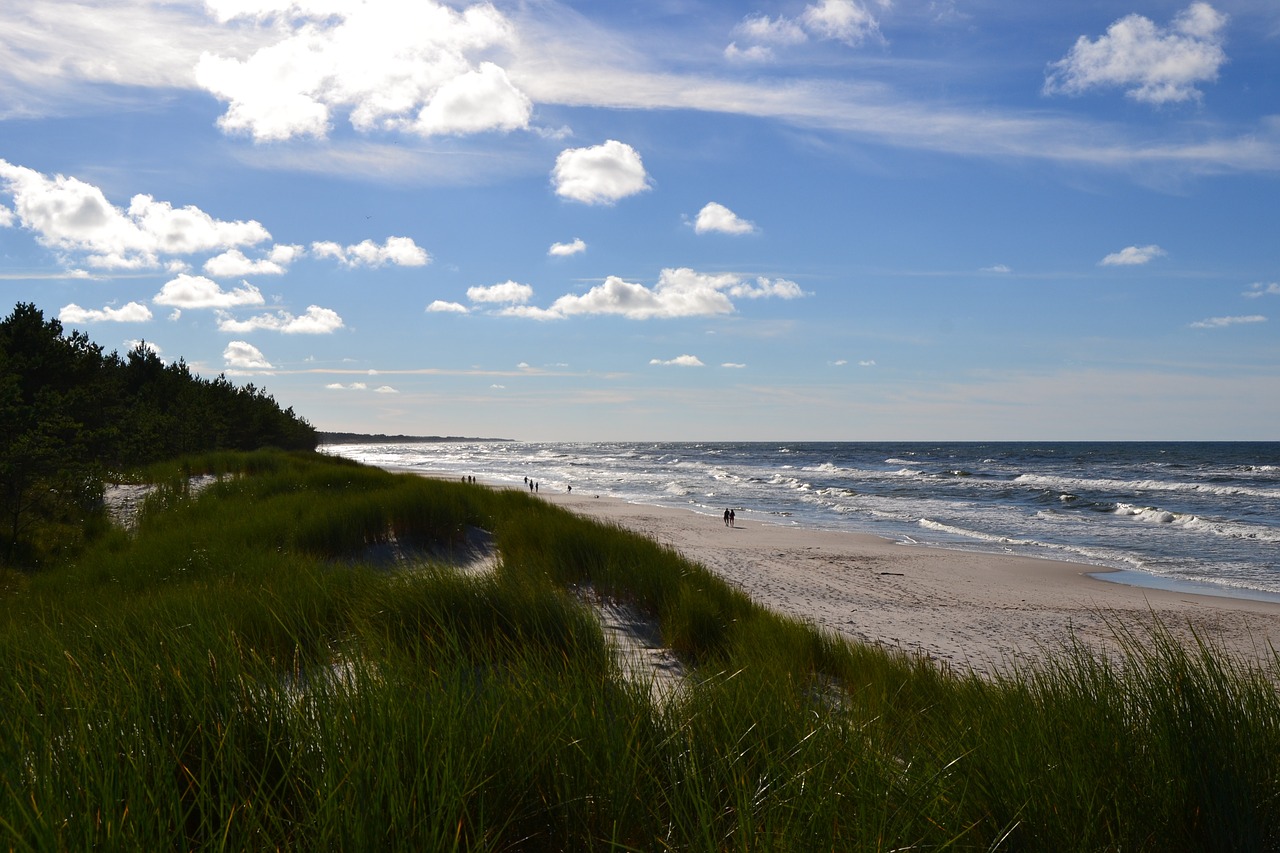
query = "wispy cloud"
(1189, 314, 1267, 329)
(1244, 282, 1280, 298)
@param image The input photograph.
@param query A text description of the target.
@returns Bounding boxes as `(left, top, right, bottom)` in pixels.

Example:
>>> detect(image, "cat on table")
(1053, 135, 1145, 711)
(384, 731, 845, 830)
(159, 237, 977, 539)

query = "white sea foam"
(1015, 473, 1280, 501)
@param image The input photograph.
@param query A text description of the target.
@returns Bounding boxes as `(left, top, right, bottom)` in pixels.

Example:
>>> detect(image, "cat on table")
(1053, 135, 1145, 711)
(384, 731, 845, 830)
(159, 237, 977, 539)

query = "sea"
(324, 441, 1280, 602)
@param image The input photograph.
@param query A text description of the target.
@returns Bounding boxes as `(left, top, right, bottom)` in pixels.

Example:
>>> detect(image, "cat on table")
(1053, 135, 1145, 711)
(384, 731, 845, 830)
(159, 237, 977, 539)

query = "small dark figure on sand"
(723, 509, 730, 527)
(730, 509, 736, 527)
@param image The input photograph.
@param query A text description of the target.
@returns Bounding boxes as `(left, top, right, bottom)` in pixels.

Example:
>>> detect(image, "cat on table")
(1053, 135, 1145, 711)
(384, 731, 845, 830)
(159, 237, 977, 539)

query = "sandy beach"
(530, 487, 1280, 677)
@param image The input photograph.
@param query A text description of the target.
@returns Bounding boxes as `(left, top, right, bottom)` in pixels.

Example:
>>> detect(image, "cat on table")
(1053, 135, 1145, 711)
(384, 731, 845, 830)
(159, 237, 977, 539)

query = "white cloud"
(217, 305, 345, 334)
(1100, 244, 1166, 266)
(154, 273, 265, 309)
(194, 1, 529, 142)
(427, 300, 469, 313)
(734, 14, 808, 46)
(1244, 283, 1280, 298)
(727, 277, 804, 300)
(124, 339, 161, 355)
(408, 61, 531, 136)
(552, 140, 650, 205)
(831, 359, 849, 366)
(722, 362, 747, 369)
(694, 202, 758, 235)
(0, 159, 269, 269)
(373, 385, 400, 394)
(204, 247, 293, 277)
(467, 280, 534, 304)
(224, 340, 272, 369)
(724, 42, 777, 63)
(548, 237, 587, 257)
(509, 268, 807, 320)
(859, 359, 877, 367)
(326, 382, 368, 391)
(58, 301, 153, 323)
(311, 236, 429, 268)
(802, 0, 885, 46)
(650, 354, 704, 367)
(981, 264, 1012, 273)
(727, 0, 882, 58)
(1045, 2, 1228, 105)
(1189, 314, 1267, 329)
(0, 204, 13, 227)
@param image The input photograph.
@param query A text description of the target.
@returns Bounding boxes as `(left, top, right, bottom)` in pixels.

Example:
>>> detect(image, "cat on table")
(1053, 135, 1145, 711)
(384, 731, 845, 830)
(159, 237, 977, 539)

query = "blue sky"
(1, 0, 1277, 441)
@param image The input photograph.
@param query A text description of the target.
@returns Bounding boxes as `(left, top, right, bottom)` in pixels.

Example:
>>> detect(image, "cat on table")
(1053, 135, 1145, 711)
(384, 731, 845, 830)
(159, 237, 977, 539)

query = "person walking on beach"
(723, 508, 730, 527)
(729, 509, 735, 528)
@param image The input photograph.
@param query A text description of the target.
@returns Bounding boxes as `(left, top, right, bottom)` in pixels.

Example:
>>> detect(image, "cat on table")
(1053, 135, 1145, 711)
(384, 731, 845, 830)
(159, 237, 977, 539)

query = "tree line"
(1, 302, 317, 566)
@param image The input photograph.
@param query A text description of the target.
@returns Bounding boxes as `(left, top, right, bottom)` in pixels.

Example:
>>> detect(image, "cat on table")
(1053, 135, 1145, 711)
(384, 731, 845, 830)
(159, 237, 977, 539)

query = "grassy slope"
(2, 450, 1278, 851)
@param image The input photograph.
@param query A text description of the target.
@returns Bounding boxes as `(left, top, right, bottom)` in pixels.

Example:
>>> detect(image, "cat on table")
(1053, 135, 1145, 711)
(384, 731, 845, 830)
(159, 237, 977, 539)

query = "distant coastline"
(318, 432, 514, 445)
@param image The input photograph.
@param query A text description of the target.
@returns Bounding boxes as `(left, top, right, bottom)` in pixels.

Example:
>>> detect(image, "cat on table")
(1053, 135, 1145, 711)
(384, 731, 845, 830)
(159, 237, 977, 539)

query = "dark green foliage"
(0, 303, 316, 566)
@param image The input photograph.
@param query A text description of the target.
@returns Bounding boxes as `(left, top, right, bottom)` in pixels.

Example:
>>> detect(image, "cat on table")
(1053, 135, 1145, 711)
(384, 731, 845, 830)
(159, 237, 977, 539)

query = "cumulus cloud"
(1189, 314, 1266, 329)
(650, 354, 704, 367)
(0, 159, 270, 269)
(0, 204, 13, 227)
(203, 244, 301, 277)
(311, 236, 429, 268)
(58, 301, 153, 323)
(124, 339, 161, 355)
(326, 382, 368, 390)
(552, 140, 650, 205)
(194, 0, 530, 142)
(427, 300, 469, 313)
(373, 385, 399, 394)
(548, 237, 587, 257)
(467, 280, 534, 304)
(1045, 2, 1228, 105)
(154, 273, 265, 309)
(694, 202, 758, 235)
(727, 0, 884, 59)
(859, 359, 877, 367)
(217, 305, 345, 334)
(507, 268, 805, 321)
(1100, 244, 1166, 266)
(722, 362, 747, 369)
(223, 340, 272, 369)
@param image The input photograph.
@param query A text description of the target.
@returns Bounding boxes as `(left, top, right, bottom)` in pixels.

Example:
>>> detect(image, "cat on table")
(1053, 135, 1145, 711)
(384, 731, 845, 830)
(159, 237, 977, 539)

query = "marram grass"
(2, 450, 1279, 850)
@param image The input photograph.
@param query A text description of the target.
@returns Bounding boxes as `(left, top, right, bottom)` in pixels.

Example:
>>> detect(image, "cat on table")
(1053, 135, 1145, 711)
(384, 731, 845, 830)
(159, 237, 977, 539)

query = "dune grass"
(2, 450, 1279, 850)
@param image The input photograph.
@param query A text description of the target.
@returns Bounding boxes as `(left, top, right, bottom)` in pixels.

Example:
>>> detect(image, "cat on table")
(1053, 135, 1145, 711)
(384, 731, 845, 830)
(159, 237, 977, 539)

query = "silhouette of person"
(729, 509, 735, 527)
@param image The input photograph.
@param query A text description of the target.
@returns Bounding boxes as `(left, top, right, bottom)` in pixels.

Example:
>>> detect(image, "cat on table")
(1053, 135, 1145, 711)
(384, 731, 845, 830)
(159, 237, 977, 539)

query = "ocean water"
(324, 441, 1280, 601)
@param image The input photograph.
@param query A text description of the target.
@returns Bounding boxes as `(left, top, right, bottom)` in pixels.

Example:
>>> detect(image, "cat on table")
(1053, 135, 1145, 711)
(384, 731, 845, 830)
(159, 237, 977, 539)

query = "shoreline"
(548, 490, 1280, 675)
(429, 470, 1280, 676)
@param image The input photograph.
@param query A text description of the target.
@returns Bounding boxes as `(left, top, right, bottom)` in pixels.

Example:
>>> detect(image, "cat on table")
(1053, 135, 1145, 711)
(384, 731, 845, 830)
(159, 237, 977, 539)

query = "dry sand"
(534, 488, 1280, 678)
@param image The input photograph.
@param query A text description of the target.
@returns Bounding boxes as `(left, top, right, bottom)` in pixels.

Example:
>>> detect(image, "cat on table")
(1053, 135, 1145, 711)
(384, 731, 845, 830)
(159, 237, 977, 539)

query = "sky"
(1, 0, 1278, 441)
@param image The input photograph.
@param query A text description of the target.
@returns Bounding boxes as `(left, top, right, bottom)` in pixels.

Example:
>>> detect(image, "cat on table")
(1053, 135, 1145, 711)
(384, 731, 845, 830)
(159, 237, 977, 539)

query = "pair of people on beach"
(723, 508, 735, 528)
